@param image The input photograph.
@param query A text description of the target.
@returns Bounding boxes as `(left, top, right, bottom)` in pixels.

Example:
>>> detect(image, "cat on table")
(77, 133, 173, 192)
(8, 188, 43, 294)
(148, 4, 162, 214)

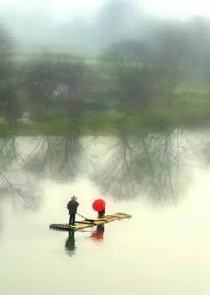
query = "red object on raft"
(92, 199, 105, 212)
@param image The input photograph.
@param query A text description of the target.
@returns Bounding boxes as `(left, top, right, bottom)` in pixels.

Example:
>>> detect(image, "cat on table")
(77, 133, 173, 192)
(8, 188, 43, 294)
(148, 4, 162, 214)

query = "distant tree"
(23, 54, 88, 119)
(102, 40, 155, 111)
(103, 39, 152, 68)
(152, 18, 210, 88)
(144, 19, 210, 108)
(0, 24, 20, 122)
(187, 17, 210, 83)
(23, 55, 55, 118)
(152, 23, 189, 90)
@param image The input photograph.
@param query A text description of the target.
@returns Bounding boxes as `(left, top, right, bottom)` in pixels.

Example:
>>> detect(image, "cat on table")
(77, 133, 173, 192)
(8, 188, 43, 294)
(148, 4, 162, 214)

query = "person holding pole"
(67, 196, 79, 225)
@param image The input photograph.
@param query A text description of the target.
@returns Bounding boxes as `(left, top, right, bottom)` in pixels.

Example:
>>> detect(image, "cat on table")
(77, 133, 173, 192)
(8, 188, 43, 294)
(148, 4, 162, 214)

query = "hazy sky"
(0, 0, 210, 21)
(0, 0, 103, 22)
(143, 0, 210, 19)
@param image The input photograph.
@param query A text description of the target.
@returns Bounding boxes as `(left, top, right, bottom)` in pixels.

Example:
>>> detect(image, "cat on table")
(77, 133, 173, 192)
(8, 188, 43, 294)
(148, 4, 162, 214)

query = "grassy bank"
(1, 104, 210, 136)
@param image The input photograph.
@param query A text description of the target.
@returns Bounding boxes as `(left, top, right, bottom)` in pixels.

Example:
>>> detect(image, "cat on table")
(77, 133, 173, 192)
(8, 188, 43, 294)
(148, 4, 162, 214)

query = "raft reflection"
(65, 224, 105, 257)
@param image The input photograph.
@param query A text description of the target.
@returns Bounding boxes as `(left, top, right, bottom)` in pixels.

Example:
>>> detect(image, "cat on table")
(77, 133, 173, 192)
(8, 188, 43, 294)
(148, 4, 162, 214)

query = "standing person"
(98, 208, 105, 218)
(67, 196, 79, 225)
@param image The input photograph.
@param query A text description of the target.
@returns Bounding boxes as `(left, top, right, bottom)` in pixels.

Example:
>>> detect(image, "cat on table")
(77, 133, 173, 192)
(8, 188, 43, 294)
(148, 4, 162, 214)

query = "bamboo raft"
(49, 212, 131, 231)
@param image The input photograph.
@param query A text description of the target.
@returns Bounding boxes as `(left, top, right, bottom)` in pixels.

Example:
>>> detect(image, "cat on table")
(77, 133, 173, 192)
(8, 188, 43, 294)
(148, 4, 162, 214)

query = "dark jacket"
(67, 199, 79, 214)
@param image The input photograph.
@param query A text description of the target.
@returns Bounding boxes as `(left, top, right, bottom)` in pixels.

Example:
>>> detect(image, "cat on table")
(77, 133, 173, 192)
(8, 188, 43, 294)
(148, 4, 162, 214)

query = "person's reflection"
(65, 230, 76, 257)
(90, 224, 105, 243)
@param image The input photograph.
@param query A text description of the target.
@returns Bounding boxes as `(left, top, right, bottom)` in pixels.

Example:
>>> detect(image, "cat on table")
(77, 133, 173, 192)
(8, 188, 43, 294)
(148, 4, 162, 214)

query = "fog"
(1, 3, 210, 295)
(1, 0, 210, 54)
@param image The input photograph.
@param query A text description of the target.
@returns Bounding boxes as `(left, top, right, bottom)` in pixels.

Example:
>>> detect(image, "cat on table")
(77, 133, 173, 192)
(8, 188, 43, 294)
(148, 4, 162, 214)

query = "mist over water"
(0, 130, 204, 207)
(0, 129, 210, 295)
(0, 133, 210, 295)
(1, 0, 210, 294)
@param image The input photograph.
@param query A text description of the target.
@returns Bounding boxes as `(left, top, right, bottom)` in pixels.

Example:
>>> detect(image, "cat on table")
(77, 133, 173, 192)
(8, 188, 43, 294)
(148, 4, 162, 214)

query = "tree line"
(1, 12, 210, 125)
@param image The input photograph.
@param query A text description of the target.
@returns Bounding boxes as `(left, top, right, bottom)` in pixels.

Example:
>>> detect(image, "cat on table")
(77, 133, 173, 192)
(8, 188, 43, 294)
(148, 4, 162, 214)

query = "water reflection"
(93, 129, 188, 204)
(65, 224, 105, 257)
(0, 137, 39, 208)
(25, 131, 85, 181)
(65, 231, 76, 257)
(0, 128, 198, 208)
(0, 206, 3, 233)
(202, 134, 210, 164)
(90, 224, 105, 243)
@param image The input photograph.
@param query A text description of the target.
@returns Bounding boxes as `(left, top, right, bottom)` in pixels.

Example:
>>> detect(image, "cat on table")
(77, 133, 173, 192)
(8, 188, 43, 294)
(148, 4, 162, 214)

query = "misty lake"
(0, 129, 210, 295)
(1, 0, 210, 293)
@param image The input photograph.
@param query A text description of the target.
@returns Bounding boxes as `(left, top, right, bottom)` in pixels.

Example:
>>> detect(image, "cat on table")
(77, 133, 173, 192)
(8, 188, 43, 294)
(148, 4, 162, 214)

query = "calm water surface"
(0, 132, 210, 295)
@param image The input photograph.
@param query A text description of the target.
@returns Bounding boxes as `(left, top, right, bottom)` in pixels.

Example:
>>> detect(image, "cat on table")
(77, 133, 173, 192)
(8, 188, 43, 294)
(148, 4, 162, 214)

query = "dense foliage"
(1, 11, 210, 133)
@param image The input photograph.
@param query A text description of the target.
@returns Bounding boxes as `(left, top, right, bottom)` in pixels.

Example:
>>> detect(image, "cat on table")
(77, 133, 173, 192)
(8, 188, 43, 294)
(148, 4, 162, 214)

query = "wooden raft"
(49, 212, 131, 231)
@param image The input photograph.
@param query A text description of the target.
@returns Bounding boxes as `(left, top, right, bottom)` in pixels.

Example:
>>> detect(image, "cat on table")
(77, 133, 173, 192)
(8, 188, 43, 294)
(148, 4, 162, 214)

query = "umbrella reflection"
(90, 224, 105, 243)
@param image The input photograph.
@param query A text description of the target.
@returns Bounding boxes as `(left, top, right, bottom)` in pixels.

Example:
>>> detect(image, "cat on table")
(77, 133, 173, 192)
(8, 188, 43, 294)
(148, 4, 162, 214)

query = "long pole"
(76, 213, 97, 225)
(76, 212, 107, 225)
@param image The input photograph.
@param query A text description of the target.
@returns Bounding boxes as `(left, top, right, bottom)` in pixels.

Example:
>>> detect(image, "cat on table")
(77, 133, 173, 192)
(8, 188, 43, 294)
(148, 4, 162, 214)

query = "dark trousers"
(98, 209, 105, 218)
(69, 213, 76, 225)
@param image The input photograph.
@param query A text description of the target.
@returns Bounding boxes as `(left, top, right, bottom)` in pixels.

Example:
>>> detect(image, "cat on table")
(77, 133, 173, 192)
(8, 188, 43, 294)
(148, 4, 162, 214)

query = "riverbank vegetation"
(1, 3, 210, 135)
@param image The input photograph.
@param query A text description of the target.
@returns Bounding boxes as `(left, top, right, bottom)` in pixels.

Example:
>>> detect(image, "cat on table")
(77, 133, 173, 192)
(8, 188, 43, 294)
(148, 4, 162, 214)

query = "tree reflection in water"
(92, 129, 189, 205)
(25, 130, 86, 181)
(0, 128, 192, 209)
(0, 137, 38, 209)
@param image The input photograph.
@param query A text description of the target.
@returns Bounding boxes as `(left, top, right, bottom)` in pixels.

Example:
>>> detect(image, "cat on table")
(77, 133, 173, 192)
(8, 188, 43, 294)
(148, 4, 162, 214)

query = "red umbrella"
(92, 199, 105, 212)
